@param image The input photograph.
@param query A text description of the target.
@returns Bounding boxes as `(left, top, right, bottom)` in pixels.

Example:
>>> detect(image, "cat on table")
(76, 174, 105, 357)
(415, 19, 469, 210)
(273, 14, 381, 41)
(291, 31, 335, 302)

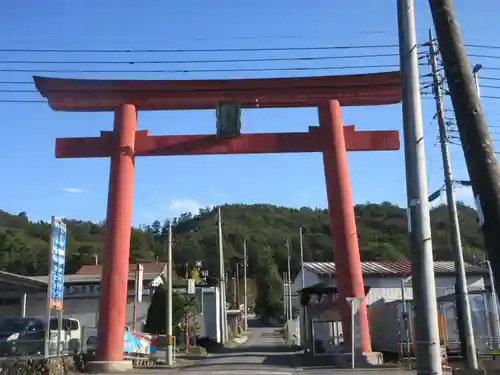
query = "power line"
(0, 44, 399, 54)
(468, 53, 500, 60)
(466, 44, 500, 50)
(0, 53, 400, 65)
(478, 76, 500, 82)
(0, 64, 399, 74)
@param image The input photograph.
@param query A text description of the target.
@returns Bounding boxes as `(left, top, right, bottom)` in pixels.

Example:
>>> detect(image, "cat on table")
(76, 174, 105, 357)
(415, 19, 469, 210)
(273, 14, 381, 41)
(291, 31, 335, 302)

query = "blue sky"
(1, 0, 499, 226)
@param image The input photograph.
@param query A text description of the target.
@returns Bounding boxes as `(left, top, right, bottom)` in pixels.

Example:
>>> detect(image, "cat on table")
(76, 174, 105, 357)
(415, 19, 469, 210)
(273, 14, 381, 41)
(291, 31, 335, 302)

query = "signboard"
(123, 331, 157, 355)
(49, 217, 67, 311)
(216, 100, 242, 138)
(135, 264, 144, 303)
(187, 279, 196, 295)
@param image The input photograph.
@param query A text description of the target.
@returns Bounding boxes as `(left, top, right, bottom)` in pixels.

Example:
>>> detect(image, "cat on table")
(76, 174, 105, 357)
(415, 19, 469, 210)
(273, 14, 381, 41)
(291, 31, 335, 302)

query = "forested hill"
(0, 202, 485, 278)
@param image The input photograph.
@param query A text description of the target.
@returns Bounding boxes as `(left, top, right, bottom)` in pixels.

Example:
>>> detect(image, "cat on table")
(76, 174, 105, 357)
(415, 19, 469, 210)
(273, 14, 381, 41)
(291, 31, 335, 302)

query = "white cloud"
(454, 185, 476, 207)
(429, 185, 475, 209)
(135, 198, 213, 225)
(61, 188, 83, 193)
(168, 198, 204, 216)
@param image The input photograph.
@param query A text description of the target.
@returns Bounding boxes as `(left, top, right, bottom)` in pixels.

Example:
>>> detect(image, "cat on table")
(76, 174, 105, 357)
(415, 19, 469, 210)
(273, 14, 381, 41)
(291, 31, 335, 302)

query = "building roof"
(33, 72, 402, 111)
(76, 263, 166, 275)
(304, 261, 488, 277)
(0, 270, 48, 292)
(30, 263, 167, 284)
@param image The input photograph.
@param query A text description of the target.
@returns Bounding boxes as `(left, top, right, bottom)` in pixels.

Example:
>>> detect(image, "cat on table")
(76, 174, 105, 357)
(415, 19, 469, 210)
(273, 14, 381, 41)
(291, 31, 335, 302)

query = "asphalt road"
(173, 321, 417, 375)
(177, 321, 299, 375)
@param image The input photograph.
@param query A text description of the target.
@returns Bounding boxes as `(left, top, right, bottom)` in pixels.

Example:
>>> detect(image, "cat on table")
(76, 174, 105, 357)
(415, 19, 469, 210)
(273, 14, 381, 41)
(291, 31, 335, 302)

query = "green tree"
(151, 220, 162, 237)
(0, 202, 486, 280)
(144, 286, 198, 338)
(254, 249, 283, 320)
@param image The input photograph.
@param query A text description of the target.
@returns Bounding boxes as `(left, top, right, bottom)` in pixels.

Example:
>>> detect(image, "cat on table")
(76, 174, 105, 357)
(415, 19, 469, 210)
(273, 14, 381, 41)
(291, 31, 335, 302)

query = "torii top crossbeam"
(33, 71, 401, 111)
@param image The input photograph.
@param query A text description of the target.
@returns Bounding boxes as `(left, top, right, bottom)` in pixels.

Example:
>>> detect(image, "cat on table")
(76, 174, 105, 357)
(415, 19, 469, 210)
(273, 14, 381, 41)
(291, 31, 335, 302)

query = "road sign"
(187, 279, 196, 295)
(49, 217, 67, 311)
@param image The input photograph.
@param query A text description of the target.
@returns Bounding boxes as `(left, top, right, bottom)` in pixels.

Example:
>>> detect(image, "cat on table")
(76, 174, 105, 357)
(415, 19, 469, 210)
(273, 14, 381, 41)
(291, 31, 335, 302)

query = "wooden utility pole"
(429, 0, 500, 291)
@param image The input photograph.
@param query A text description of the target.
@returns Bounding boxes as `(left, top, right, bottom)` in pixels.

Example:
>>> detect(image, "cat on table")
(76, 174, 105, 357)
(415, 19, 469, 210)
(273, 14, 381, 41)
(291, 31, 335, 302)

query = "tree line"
(0, 202, 485, 319)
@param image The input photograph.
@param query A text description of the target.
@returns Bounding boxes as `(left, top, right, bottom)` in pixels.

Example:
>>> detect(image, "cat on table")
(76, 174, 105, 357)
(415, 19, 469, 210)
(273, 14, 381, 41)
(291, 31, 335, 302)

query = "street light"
(472, 64, 483, 98)
(471, 64, 486, 228)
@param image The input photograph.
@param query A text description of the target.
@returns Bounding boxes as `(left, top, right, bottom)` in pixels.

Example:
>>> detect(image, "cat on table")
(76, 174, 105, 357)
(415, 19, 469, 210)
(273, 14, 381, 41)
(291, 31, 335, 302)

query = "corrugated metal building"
(291, 261, 489, 307)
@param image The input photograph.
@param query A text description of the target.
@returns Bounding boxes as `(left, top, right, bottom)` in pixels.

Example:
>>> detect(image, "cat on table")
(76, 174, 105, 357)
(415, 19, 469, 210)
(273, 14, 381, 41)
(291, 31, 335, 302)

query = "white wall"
(24, 294, 152, 330)
(363, 275, 485, 305)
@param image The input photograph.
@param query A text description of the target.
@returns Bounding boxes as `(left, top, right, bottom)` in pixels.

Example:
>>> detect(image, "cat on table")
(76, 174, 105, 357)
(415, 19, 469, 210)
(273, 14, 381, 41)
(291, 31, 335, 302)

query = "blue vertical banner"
(49, 217, 67, 311)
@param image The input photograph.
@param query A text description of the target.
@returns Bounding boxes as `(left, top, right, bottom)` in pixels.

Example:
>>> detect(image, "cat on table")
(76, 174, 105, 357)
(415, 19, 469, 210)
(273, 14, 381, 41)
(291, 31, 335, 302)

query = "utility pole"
(429, 0, 500, 295)
(397, 1, 442, 374)
(285, 238, 292, 320)
(243, 239, 248, 331)
(283, 272, 287, 320)
(184, 261, 189, 354)
(233, 266, 238, 308)
(428, 31, 478, 369)
(470, 64, 500, 345)
(283, 272, 289, 322)
(299, 228, 305, 289)
(299, 227, 307, 347)
(166, 221, 173, 366)
(217, 207, 227, 343)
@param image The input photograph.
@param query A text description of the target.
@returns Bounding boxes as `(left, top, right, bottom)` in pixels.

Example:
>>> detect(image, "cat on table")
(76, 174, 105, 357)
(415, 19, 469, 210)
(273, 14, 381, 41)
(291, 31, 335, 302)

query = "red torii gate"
(34, 72, 401, 369)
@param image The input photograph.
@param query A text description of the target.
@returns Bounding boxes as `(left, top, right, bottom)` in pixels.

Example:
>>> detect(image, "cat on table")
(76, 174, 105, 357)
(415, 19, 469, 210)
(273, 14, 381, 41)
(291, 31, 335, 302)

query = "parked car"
(0, 317, 45, 356)
(48, 317, 82, 354)
(0, 316, 82, 357)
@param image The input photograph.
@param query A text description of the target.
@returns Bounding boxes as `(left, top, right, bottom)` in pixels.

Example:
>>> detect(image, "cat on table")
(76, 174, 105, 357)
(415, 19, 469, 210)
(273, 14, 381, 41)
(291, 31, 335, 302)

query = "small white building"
(291, 261, 490, 353)
(291, 260, 489, 308)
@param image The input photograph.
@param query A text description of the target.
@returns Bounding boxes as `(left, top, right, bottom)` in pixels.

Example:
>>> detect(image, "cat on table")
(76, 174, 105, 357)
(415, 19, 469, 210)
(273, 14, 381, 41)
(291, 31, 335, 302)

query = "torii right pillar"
(319, 100, 371, 353)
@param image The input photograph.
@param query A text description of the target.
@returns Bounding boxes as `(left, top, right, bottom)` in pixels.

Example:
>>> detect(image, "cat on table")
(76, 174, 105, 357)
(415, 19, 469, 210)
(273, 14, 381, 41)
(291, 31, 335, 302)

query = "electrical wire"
(0, 64, 400, 74)
(0, 44, 399, 54)
(0, 53, 400, 65)
(466, 44, 500, 50)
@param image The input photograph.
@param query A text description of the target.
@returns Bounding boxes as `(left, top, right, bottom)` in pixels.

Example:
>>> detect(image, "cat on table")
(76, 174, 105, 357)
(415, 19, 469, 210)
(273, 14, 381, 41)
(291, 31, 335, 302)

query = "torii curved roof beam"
(33, 71, 402, 112)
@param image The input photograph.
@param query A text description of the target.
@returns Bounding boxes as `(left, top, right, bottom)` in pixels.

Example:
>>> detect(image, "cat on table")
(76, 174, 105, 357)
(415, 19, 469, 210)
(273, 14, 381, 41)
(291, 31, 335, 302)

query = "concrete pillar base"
(86, 360, 133, 373)
(360, 351, 384, 366)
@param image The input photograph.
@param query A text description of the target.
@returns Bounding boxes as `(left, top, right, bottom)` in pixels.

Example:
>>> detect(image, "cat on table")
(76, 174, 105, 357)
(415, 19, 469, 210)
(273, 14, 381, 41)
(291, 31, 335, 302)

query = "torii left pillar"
(89, 104, 137, 373)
